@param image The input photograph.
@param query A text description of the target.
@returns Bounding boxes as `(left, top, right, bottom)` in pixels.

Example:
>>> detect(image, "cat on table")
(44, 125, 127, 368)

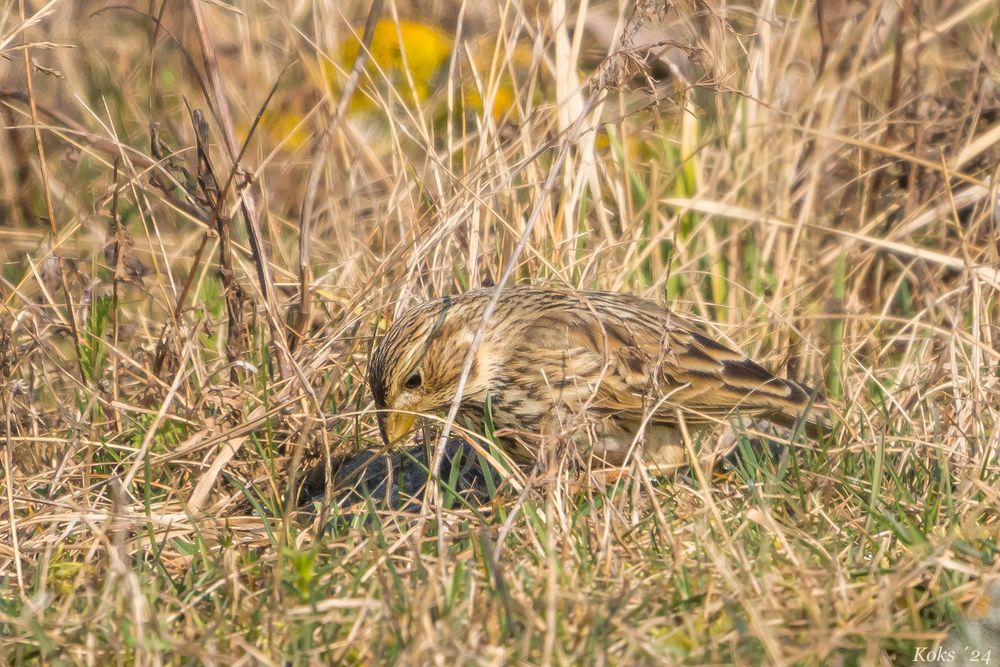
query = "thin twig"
(18, 0, 85, 383)
(109, 158, 123, 433)
(189, 0, 289, 381)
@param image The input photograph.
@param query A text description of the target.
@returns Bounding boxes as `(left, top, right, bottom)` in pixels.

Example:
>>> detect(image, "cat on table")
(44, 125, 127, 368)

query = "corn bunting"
(369, 287, 823, 468)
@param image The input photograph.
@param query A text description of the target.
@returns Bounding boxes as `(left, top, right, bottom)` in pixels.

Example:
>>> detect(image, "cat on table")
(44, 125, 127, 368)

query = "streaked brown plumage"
(369, 287, 823, 468)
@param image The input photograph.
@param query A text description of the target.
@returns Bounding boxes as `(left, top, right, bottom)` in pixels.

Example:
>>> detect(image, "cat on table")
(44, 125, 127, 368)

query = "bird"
(368, 286, 825, 469)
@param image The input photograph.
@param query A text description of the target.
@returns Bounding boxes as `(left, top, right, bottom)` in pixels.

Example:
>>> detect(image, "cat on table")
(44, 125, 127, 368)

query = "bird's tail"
(770, 384, 832, 440)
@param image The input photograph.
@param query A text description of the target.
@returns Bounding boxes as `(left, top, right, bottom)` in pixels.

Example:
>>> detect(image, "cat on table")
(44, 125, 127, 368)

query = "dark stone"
(300, 439, 495, 511)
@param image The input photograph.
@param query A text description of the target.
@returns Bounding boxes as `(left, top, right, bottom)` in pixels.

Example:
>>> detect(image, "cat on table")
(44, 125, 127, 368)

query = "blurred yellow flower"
(334, 19, 454, 111)
(333, 19, 531, 123)
(256, 106, 312, 152)
(460, 38, 536, 123)
(250, 19, 539, 152)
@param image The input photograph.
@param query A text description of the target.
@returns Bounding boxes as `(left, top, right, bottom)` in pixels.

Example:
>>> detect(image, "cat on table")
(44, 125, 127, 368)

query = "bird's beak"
(379, 412, 415, 446)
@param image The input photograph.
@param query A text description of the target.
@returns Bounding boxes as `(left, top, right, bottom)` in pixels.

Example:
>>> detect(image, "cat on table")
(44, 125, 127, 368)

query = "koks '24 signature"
(914, 646, 992, 663)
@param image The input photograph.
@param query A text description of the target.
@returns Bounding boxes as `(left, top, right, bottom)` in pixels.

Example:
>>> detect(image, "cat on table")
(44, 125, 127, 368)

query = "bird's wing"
(521, 300, 814, 426)
(630, 323, 813, 423)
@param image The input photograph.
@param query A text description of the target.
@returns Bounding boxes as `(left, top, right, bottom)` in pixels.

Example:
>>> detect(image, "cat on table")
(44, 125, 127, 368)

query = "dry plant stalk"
(191, 108, 248, 385)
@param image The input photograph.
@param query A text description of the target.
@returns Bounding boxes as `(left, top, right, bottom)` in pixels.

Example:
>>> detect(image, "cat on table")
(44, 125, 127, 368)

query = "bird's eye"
(403, 371, 422, 389)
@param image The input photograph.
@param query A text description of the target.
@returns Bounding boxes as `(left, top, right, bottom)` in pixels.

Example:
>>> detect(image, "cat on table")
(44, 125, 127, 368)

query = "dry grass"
(1, 0, 999, 663)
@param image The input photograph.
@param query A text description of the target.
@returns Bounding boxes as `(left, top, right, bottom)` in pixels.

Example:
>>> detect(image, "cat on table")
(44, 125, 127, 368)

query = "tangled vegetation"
(1, 0, 999, 663)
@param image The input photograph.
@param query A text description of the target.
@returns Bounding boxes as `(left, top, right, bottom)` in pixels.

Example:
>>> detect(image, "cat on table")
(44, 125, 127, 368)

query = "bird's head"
(368, 295, 490, 446)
